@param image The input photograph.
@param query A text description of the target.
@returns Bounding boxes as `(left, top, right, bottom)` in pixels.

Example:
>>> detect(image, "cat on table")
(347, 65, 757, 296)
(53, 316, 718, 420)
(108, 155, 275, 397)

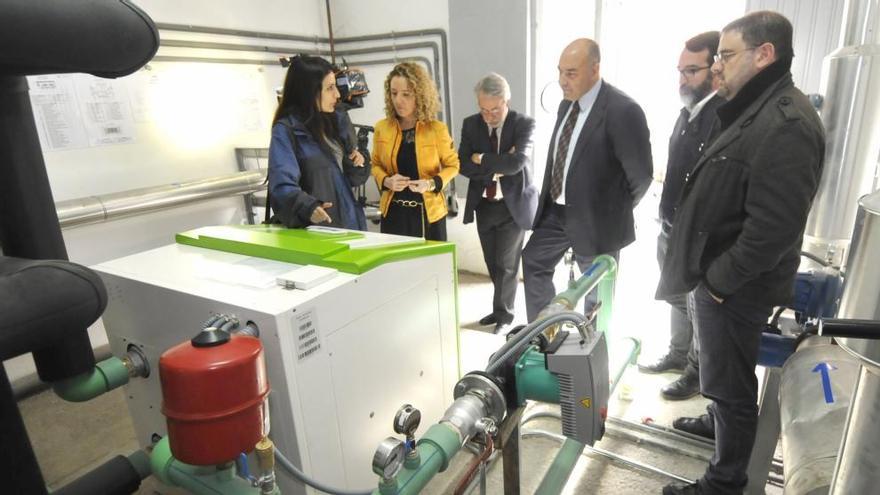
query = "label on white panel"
(127, 69, 162, 123)
(28, 75, 89, 151)
(293, 308, 322, 362)
(73, 75, 136, 146)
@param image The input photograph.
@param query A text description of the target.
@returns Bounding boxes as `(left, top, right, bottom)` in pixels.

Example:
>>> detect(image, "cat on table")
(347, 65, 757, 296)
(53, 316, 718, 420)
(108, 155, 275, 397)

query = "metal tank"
(803, 0, 880, 268)
(829, 190, 880, 494)
(779, 339, 859, 495)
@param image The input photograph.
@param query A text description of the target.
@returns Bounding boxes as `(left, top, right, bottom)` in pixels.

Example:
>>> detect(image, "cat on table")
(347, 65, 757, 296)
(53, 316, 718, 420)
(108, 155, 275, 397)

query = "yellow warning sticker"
(581, 397, 592, 408)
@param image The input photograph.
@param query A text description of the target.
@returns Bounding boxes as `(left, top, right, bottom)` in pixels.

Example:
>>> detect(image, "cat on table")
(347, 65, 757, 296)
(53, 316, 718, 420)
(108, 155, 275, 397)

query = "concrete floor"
(17, 185, 784, 494)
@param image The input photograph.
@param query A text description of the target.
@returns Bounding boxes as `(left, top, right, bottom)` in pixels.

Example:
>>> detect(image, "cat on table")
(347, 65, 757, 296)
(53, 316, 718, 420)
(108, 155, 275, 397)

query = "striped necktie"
(550, 101, 580, 201)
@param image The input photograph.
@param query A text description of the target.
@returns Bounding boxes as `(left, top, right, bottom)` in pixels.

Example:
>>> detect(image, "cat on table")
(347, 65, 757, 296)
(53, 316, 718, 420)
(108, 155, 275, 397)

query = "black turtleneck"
(717, 58, 792, 131)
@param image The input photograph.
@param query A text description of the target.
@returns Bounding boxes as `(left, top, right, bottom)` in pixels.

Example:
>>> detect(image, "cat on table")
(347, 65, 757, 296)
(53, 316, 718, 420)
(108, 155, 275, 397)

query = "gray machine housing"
(546, 331, 609, 445)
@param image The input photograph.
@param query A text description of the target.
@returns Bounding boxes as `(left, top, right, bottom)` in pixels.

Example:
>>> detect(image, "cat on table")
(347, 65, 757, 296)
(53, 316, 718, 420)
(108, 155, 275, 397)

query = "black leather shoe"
(661, 372, 700, 400)
(662, 481, 701, 494)
(672, 414, 715, 440)
(638, 353, 686, 374)
(478, 313, 497, 326)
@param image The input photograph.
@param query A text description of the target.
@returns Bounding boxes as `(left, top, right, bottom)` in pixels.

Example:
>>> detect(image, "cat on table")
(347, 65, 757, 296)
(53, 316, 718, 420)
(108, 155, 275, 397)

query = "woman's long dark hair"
(274, 55, 342, 152)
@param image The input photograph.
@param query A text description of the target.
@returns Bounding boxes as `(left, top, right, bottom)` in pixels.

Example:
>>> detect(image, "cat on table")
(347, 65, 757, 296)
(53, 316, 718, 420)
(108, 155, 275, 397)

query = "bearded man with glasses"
(639, 32, 724, 410)
(657, 11, 825, 495)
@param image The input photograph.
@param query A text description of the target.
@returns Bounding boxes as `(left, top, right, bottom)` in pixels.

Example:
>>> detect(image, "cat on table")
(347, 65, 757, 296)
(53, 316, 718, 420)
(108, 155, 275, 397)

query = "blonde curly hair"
(383, 62, 440, 123)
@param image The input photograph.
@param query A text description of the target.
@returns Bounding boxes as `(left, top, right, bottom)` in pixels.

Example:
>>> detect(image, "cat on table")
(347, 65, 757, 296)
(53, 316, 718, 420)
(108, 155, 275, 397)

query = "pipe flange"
(453, 372, 506, 425)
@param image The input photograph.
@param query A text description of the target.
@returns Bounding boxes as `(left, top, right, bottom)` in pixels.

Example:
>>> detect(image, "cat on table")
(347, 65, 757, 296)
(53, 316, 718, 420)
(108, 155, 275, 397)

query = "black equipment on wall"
(0, 1, 159, 493)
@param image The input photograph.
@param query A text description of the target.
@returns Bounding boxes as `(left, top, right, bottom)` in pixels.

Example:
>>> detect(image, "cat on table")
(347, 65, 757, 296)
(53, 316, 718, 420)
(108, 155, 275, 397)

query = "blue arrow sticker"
(812, 362, 837, 403)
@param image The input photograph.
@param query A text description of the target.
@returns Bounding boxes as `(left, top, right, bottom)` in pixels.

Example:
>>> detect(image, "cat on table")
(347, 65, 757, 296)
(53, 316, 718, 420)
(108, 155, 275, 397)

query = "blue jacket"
(268, 111, 369, 230)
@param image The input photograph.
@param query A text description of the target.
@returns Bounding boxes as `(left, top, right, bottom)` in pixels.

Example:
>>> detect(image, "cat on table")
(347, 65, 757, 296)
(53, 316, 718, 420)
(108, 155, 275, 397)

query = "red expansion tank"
(159, 329, 270, 465)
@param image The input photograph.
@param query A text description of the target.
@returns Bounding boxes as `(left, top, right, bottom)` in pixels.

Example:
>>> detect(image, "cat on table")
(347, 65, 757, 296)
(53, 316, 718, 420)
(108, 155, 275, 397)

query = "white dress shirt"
(553, 79, 602, 205)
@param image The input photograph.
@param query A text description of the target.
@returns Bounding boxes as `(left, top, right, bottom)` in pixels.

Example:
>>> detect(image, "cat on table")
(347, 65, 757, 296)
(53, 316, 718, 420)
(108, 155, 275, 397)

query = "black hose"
(53, 455, 147, 495)
(820, 318, 880, 340)
(274, 448, 371, 495)
(800, 250, 833, 267)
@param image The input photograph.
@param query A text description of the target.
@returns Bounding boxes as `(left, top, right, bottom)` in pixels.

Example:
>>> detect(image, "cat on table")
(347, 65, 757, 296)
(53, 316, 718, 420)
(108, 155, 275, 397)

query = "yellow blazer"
(371, 118, 460, 223)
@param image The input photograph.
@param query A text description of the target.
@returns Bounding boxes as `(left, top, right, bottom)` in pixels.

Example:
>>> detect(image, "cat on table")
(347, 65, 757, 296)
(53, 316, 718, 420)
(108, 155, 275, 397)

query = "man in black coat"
(638, 32, 725, 404)
(459, 73, 538, 334)
(659, 11, 825, 495)
(523, 38, 653, 321)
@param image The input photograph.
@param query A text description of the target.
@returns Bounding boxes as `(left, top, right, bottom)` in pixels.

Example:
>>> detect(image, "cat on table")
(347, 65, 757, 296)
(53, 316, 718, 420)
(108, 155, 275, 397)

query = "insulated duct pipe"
(56, 170, 266, 229)
(802, 0, 880, 267)
(779, 340, 859, 494)
(0, 0, 157, 382)
(830, 190, 880, 494)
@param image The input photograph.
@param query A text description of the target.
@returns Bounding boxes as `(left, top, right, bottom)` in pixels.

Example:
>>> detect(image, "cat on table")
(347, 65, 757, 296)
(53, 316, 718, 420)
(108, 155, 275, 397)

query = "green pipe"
(151, 437, 273, 495)
(534, 437, 586, 494)
(596, 270, 616, 336)
(53, 356, 130, 402)
(372, 423, 461, 495)
(516, 347, 559, 405)
(553, 254, 617, 312)
(610, 337, 641, 394)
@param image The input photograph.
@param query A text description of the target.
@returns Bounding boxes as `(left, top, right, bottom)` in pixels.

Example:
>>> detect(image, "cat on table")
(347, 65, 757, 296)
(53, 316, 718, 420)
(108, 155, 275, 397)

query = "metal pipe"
(325, 0, 336, 64)
(521, 429, 694, 484)
(150, 55, 434, 79)
(829, 190, 880, 491)
(829, 365, 880, 494)
(522, 411, 714, 463)
(56, 170, 266, 229)
(153, 22, 453, 125)
(840, 0, 880, 46)
(605, 416, 715, 450)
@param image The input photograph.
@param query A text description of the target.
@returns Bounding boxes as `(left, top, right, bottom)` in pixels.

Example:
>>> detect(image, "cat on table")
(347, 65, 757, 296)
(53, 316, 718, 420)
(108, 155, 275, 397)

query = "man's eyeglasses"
(479, 106, 505, 116)
(713, 47, 756, 65)
(678, 66, 710, 78)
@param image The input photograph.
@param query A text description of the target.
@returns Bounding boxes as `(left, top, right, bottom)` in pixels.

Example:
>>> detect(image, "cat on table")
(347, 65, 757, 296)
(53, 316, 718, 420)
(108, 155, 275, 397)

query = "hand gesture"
(384, 174, 410, 192)
(408, 179, 432, 193)
(310, 202, 333, 224)
(349, 149, 365, 167)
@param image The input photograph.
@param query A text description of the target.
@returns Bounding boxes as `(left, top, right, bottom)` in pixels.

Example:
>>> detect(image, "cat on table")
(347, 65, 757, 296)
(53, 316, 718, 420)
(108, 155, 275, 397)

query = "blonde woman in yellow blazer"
(371, 62, 460, 240)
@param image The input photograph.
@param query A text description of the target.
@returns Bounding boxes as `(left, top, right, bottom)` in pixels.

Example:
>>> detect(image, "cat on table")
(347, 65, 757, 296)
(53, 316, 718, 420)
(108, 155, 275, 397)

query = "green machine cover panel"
(176, 225, 455, 275)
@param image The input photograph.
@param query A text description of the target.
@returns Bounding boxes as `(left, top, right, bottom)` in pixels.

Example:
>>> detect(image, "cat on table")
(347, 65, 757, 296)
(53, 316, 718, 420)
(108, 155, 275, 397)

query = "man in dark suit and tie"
(523, 38, 653, 322)
(459, 73, 538, 334)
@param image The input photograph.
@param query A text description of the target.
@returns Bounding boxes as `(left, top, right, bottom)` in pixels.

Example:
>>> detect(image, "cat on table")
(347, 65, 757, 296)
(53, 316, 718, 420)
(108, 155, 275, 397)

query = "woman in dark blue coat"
(269, 55, 369, 230)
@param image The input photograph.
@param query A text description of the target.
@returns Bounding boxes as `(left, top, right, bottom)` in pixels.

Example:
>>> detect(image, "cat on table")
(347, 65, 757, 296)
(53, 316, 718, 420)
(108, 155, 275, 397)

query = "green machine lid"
(176, 225, 455, 275)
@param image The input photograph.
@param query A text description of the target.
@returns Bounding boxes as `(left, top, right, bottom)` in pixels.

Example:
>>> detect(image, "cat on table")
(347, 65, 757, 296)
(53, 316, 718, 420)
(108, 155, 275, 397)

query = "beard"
(679, 77, 713, 108)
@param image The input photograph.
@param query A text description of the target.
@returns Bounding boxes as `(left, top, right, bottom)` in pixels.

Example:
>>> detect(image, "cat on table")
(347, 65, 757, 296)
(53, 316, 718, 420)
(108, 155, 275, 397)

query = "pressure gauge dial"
(372, 437, 405, 480)
(393, 404, 421, 438)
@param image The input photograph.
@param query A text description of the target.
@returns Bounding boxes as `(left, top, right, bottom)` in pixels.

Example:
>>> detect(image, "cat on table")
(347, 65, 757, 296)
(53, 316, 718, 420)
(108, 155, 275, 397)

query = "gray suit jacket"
(458, 110, 538, 231)
(536, 80, 653, 256)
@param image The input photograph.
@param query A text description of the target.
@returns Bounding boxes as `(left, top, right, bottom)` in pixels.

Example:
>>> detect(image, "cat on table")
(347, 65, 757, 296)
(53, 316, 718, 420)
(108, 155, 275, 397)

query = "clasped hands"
(383, 174, 433, 193)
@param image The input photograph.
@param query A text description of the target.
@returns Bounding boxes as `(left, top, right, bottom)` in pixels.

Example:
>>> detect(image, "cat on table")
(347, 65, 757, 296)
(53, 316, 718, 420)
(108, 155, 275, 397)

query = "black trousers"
(475, 199, 524, 325)
(690, 284, 772, 494)
(522, 203, 618, 322)
(380, 201, 447, 241)
(658, 228, 698, 374)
